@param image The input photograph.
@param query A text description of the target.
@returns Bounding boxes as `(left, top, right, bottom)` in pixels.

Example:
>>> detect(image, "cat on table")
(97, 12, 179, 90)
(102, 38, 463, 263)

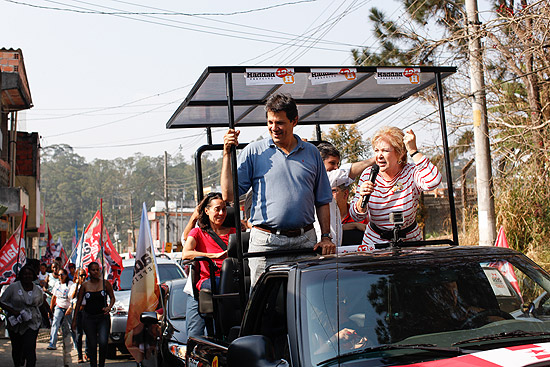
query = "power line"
(6, 0, 319, 16)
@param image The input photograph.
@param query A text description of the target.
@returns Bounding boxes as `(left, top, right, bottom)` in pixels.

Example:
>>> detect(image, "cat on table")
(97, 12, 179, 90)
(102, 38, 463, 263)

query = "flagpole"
(15, 206, 25, 277)
(100, 199, 106, 308)
(78, 224, 85, 270)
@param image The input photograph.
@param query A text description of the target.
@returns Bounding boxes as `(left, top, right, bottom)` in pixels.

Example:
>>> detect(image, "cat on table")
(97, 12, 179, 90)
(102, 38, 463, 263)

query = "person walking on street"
(71, 262, 115, 367)
(70, 268, 89, 363)
(221, 93, 336, 287)
(0, 265, 50, 367)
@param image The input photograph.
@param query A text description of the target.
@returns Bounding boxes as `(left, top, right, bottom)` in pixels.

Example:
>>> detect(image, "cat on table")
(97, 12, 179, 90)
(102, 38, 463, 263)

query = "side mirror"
(227, 335, 288, 367)
(140, 311, 159, 325)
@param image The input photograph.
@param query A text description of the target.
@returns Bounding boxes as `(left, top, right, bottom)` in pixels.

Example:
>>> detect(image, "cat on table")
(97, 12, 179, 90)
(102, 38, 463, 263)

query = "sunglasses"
(79, 274, 87, 277)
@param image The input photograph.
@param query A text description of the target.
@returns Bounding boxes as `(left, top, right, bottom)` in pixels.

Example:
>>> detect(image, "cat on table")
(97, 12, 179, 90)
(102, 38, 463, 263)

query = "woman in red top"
(182, 192, 236, 338)
(183, 192, 236, 290)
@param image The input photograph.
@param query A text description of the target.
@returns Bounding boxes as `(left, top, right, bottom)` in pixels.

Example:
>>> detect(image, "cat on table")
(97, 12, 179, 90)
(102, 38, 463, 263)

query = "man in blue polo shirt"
(221, 93, 335, 286)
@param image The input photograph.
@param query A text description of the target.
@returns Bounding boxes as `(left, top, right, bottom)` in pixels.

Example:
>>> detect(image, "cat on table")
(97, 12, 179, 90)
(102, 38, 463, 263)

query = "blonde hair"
(372, 127, 407, 165)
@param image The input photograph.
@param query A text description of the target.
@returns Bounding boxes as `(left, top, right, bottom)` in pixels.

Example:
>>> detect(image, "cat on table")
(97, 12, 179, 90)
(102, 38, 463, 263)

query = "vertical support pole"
(226, 72, 248, 309)
(315, 124, 322, 141)
(435, 72, 459, 245)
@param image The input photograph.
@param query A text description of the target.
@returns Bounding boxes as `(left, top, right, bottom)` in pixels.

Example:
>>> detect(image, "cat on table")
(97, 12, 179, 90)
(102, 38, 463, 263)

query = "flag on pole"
(0, 210, 27, 284)
(490, 226, 522, 296)
(125, 203, 161, 363)
(56, 237, 69, 267)
(41, 225, 57, 265)
(79, 210, 124, 288)
(72, 221, 78, 253)
(70, 225, 86, 269)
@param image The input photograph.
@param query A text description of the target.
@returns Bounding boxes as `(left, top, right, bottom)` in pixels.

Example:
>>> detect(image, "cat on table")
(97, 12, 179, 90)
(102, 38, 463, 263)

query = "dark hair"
(40, 262, 47, 268)
(265, 93, 298, 122)
(58, 268, 70, 284)
(18, 265, 37, 281)
(197, 192, 226, 230)
(88, 262, 100, 271)
(68, 263, 76, 270)
(317, 141, 340, 161)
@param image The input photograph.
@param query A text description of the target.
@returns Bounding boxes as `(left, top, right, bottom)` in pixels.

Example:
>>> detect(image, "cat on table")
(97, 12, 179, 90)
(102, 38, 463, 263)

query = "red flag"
(41, 226, 56, 265)
(128, 247, 134, 259)
(80, 210, 124, 290)
(0, 211, 27, 284)
(492, 226, 522, 296)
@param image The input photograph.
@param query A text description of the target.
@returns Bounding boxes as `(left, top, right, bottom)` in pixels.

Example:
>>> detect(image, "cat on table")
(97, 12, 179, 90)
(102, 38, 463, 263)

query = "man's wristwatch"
(321, 233, 332, 240)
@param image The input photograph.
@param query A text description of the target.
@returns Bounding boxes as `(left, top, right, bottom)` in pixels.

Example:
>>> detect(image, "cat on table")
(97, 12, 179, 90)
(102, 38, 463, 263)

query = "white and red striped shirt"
(349, 156, 442, 250)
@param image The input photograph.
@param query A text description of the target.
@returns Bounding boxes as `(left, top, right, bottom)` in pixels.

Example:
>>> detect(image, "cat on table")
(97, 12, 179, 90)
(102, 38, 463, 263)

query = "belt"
(370, 222, 417, 241)
(254, 223, 314, 237)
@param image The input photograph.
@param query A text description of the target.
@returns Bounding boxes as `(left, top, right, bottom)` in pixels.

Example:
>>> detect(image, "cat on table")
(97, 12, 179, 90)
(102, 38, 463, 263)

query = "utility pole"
(128, 195, 136, 250)
(164, 151, 170, 246)
(466, 0, 496, 246)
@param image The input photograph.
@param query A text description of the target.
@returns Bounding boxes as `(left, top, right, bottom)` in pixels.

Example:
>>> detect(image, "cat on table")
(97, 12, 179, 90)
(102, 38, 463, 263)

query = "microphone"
(360, 164, 379, 209)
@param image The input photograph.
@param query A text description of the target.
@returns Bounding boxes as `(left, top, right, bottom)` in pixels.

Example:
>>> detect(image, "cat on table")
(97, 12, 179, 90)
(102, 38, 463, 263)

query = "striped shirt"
(349, 156, 442, 250)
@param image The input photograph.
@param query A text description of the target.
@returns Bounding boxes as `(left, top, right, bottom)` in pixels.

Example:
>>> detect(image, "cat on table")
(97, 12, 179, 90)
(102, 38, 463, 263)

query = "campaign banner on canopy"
(125, 203, 161, 363)
(245, 67, 295, 85)
(310, 68, 357, 85)
(0, 211, 27, 285)
(337, 244, 374, 254)
(376, 67, 420, 85)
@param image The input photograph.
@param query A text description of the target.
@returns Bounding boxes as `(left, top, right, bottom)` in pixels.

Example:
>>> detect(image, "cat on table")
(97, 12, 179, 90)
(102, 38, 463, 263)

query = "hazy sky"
(2, 0, 466, 162)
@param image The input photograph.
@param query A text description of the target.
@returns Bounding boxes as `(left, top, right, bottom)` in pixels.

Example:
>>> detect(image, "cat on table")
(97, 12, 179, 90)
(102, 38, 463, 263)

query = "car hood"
(114, 290, 131, 309)
(391, 342, 550, 366)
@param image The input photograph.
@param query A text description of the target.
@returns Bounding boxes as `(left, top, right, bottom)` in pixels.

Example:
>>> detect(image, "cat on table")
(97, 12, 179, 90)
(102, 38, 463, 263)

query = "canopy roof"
(166, 65, 456, 129)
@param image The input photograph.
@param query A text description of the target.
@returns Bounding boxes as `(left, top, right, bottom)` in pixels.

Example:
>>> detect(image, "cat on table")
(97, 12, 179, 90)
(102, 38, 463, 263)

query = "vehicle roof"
(267, 246, 527, 273)
(166, 65, 456, 129)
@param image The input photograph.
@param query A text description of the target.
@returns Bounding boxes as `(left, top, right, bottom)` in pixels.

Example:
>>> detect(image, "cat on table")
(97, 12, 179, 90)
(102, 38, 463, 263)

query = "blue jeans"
(48, 306, 66, 348)
(82, 312, 110, 367)
(186, 295, 205, 338)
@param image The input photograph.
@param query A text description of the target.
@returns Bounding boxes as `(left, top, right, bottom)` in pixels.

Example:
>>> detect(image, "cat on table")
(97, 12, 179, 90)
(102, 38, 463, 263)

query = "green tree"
(322, 124, 370, 162)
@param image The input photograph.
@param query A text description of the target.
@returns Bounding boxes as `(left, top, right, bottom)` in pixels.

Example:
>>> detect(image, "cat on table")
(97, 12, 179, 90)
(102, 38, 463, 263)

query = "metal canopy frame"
(167, 65, 458, 308)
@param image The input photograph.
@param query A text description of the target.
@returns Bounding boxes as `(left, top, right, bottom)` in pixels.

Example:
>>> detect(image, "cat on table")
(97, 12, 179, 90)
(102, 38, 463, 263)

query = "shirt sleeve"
(314, 153, 332, 207)
(413, 156, 442, 191)
(349, 167, 370, 222)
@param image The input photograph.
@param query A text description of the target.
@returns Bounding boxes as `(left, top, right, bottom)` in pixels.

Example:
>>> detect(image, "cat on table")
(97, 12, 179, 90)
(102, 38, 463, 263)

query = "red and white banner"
(376, 67, 420, 85)
(310, 68, 357, 85)
(0, 210, 27, 285)
(394, 342, 550, 366)
(79, 210, 124, 290)
(245, 68, 295, 85)
(489, 226, 522, 296)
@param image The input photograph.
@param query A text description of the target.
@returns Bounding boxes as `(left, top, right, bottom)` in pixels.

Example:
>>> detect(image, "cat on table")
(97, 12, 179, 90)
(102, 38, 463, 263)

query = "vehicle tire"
(106, 344, 117, 359)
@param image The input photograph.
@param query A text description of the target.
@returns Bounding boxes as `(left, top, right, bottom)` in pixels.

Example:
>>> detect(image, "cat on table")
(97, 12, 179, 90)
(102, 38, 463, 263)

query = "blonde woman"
(350, 127, 442, 250)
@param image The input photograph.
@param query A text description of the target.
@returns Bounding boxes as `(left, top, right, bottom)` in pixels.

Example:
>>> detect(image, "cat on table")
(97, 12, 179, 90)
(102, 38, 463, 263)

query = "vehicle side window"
(249, 276, 289, 361)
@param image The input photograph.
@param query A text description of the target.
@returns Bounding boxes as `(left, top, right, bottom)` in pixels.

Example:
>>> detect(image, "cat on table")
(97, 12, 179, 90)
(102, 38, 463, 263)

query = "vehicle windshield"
(300, 253, 550, 366)
(119, 263, 185, 291)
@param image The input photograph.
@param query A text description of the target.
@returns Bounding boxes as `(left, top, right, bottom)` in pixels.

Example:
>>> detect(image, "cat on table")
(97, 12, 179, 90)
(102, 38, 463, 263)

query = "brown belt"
(254, 223, 314, 237)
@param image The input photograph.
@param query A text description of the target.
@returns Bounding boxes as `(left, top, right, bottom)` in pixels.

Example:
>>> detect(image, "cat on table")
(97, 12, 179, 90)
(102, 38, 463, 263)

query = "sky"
(1, 0, 470, 163)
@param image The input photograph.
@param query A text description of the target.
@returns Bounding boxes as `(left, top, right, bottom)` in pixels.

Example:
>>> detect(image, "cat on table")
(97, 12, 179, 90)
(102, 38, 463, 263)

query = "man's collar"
(268, 134, 304, 151)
